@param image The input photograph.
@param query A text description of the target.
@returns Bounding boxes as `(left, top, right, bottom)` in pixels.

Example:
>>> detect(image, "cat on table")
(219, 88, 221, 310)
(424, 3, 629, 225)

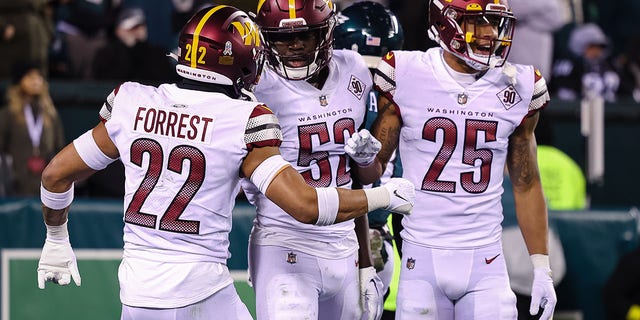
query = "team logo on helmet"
(231, 20, 261, 46)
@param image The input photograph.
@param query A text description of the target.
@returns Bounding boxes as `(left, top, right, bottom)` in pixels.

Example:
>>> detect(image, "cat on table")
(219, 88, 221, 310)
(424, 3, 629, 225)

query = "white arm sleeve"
(73, 130, 117, 170)
(250, 155, 291, 195)
(315, 187, 339, 226)
(41, 183, 74, 210)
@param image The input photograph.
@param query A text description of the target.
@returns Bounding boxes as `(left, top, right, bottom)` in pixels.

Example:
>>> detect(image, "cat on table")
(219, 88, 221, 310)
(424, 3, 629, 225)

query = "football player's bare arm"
(368, 94, 402, 176)
(355, 215, 373, 268)
(350, 156, 382, 186)
(41, 122, 119, 226)
(507, 112, 549, 256)
(241, 146, 369, 225)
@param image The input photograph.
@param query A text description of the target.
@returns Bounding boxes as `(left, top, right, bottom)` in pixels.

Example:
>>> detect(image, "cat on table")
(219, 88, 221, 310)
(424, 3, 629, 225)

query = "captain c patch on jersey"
(348, 74, 367, 100)
(497, 85, 522, 110)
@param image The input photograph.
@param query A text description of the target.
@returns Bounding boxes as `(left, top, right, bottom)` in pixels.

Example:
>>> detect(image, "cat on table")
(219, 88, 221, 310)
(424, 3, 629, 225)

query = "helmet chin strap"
(446, 47, 490, 72)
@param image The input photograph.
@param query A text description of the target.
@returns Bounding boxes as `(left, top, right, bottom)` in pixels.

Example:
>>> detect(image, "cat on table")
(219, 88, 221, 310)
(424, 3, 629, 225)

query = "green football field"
(1, 249, 255, 320)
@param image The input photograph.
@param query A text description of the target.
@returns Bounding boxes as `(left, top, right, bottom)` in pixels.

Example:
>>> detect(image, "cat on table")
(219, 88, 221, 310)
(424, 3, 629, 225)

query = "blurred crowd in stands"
(1, 0, 640, 199)
(0, 0, 639, 98)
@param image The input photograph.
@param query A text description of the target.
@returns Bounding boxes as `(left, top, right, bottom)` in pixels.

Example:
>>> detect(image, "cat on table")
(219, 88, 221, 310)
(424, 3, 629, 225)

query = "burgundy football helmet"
(175, 5, 264, 94)
(428, 0, 515, 70)
(255, 0, 337, 80)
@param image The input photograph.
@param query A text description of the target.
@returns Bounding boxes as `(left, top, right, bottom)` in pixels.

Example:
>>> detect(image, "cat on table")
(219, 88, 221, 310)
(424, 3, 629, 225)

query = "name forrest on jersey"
(133, 106, 214, 144)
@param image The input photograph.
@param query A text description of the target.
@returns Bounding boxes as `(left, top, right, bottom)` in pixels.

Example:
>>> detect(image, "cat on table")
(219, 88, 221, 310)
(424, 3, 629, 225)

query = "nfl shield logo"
(319, 95, 328, 106)
(457, 93, 468, 105)
(406, 257, 416, 270)
(286, 252, 297, 264)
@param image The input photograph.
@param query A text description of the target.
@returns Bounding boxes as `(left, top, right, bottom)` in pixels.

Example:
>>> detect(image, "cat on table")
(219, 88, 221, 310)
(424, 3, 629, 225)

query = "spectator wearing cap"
(549, 23, 621, 102)
(0, 61, 65, 197)
(91, 7, 176, 84)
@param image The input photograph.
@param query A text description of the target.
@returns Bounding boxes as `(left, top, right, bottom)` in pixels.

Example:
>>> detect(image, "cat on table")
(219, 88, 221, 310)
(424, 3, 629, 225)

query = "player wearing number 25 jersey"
(350, 0, 559, 319)
(35, 5, 415, 320)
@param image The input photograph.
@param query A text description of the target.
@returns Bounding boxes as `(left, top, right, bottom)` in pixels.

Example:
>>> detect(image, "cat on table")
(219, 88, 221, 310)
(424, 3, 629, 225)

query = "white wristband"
(41, 183, 74, 210)
(362, 187, 390, 211)
(530, 254, 551, 269)
(73, 130, 116, 170)
(46, 221, 69, 241)
(315, 187, 339, 226)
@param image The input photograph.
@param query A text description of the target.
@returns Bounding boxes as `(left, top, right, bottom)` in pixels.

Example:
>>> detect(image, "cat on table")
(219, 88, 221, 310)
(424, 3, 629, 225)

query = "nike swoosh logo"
(485, 254, 500, 264)
(393, 190, 408, 202)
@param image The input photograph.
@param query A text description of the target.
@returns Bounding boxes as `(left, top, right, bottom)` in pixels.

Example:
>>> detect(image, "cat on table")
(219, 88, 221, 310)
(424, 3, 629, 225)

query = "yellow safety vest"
(383, 214, 401, 311)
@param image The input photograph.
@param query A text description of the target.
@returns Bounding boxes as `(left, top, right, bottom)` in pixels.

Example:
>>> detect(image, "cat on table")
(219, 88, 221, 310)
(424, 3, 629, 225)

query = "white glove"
(359, 266, 384, 320)
(345, 129, 382, 166)
(382, 178, 415, 215)
(37, 222, 81, 289)
(529, 267, 556, 319)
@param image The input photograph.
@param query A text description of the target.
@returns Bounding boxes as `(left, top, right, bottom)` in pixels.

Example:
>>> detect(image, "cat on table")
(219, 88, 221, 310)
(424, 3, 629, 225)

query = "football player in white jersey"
(244, 0, 386, 319)
(345, 0, 558, 319)
(35, 5, 415, 320)
(333, 0, 405, 315)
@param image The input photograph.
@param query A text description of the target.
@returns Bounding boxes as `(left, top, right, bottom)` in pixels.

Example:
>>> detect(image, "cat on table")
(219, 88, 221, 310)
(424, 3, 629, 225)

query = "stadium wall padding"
(0, 198, 638, 320)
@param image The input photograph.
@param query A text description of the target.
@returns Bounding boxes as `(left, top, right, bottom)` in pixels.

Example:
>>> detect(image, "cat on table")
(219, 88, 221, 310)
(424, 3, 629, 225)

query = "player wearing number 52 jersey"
(35, 5, 415, 320)
(243, 44, 377, 320)
(242, 1, 387, 319)
(347, 0, 559, 319)
(244, 49, 371, 239)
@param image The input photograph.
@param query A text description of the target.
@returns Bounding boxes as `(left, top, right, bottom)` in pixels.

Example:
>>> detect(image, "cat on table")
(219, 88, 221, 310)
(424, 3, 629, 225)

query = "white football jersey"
(99, 82, 281, 307)
(375, 48, 549, 249)
(243, 50, 372, 258)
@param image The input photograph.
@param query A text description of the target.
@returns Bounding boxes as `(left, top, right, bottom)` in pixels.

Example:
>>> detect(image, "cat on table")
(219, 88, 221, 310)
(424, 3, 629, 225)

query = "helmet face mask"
(175, 5, 265, 94)
(334, 1, 404, 69)
(256, 0, 337, 80)
(428, 0, 515, 70)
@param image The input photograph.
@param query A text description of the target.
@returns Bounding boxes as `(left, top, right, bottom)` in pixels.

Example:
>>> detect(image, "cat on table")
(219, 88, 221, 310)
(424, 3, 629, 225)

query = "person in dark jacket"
(92, 7, 176, 85)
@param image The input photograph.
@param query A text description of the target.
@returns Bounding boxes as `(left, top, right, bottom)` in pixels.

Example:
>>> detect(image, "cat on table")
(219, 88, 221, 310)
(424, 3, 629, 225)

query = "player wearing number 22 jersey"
(101, 82, 278, 308)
